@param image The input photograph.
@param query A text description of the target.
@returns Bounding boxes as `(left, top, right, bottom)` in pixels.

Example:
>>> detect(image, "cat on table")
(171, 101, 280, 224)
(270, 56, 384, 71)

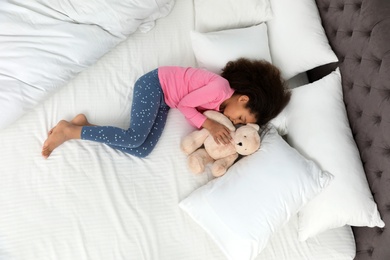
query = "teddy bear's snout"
(237, 142, 243, 146)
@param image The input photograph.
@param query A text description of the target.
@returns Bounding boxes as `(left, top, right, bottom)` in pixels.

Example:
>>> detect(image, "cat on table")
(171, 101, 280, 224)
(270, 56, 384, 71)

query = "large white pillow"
(194, 0, 273, 33)
(190, 24, 272, 74)
(266, 0, 338, 80)
(271, 68, 385, 240)
(179, 127, 332, 260)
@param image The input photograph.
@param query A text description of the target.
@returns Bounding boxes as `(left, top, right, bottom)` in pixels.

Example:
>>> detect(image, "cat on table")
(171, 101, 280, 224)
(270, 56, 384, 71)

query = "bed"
(0, 0, 388, 259)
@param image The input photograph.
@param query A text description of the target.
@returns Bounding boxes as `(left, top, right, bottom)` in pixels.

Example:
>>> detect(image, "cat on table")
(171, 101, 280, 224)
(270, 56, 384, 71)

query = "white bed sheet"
(0, 0, 356, 259)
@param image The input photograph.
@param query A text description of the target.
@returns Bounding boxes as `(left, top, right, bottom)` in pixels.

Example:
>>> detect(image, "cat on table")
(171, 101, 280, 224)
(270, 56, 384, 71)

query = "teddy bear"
(181, 110, 261, 177)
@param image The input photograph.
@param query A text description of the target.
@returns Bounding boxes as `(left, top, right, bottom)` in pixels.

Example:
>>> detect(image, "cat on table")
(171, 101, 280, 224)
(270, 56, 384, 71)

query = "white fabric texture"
(0, 0, 174, 129)
(266, 0, 338, 80)
(31, 0, 175, 37)
(190, 24, 272, 74)
(0, 0, 356, 259)
(194, 0, 273, 33)
(271, 69, 385, 240)
(180, 127, 333, 260)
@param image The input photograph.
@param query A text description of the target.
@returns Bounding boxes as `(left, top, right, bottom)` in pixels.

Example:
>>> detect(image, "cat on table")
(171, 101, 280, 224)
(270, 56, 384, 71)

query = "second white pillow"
(266, 0, 338, 80)
(271, 69, 385, 240)
(194, 0, 273, 33)
(190, 24, 272, 74)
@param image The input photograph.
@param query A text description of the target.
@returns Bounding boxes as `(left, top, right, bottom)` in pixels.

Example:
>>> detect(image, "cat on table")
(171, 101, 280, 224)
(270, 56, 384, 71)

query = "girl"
(42, 58, 290, 158)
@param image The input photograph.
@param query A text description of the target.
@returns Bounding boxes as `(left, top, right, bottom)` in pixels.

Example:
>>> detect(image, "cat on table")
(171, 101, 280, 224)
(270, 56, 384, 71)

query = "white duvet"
(0, 0, 174, 129)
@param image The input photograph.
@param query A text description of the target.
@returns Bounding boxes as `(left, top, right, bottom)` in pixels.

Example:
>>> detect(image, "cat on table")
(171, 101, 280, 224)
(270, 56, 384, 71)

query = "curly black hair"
(221, 58, 291, 126)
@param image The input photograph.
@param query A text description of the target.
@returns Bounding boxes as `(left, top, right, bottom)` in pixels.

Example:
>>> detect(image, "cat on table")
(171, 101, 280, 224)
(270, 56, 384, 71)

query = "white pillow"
(190, 24, 272, 74)
(271, 68, 385, 241)
(266, 0, 338, 80)
(194, 0, 273, 33)
(179, 127, 332, 260)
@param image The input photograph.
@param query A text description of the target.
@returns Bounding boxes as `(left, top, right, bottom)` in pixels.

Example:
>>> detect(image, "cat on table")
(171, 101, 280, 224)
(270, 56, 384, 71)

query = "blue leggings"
(81, 69, 170, 158)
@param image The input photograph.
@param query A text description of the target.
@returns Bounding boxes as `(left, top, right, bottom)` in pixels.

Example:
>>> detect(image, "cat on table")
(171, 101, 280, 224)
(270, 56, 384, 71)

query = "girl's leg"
(41, 69, 167, 158)
(81, 69, 164, 149)
(42, 107, 168, 159)
(81, 69, 169, 157)
(110, 102, 169, 158)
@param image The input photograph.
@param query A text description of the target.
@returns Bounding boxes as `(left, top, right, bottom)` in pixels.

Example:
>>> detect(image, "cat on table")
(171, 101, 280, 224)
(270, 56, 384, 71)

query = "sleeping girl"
(42, 58, 290, 158)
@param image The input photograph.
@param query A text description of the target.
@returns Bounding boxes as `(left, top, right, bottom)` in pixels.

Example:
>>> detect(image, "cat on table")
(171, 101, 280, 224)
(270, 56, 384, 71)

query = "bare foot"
(42, 120, 81, 159)
(48, 114, 90, 136)
(71, 114, 91, 126)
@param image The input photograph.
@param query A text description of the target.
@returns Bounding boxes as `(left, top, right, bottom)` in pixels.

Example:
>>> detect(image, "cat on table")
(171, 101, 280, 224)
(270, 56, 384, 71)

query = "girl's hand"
(202, 118, 232, 145)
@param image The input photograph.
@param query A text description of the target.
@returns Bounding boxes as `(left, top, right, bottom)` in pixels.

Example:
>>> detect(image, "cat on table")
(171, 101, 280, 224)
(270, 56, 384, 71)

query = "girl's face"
(222, 95, 257, 125)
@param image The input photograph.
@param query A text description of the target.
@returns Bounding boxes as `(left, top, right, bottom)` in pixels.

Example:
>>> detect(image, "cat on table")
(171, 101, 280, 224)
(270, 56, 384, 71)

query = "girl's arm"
(176, 79, 230, 128)
(202, 118, 232, 145)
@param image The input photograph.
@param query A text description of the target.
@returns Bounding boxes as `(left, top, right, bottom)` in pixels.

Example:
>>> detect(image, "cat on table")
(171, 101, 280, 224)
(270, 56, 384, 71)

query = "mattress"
(0, 0, 356, 259)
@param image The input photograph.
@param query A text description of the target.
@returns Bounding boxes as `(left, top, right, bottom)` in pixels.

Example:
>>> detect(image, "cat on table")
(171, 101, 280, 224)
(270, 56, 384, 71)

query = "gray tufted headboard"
(307, 0, 390, 259)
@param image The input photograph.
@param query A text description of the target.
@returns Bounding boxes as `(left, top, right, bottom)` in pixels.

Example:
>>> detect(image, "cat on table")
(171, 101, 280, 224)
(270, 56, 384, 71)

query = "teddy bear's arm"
(180, 128, 210, 155)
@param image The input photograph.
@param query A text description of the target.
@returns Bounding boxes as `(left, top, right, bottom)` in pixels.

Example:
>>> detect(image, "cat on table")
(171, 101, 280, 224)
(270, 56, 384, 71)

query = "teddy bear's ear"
(247, 123, 260, 131)
(203, 110, 235, 131)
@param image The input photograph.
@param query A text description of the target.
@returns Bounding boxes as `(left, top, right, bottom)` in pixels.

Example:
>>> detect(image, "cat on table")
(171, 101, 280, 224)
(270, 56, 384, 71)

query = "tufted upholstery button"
(322, 5, 329, 12)
(384, 89, 390, 100)
(363, 85, 371, 95)
(373, 115, 382, 125)
(348, 30, 353, 37)
(383, 147, 390, 156)
(376, 227, 385, 234)
(368, 247, 374, 256)
(375, 170, 383, 178)
(356, 110, 363, 118)
(376, 59, 382, 69)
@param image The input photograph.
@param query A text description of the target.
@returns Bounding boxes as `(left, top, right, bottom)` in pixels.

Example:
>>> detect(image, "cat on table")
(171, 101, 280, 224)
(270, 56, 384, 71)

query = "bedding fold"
(0, 0, 174, 129)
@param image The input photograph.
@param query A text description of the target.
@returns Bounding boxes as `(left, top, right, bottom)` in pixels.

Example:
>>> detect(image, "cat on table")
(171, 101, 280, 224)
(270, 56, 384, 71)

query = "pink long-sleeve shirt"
(158, 66, 234, 128)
